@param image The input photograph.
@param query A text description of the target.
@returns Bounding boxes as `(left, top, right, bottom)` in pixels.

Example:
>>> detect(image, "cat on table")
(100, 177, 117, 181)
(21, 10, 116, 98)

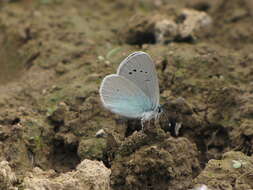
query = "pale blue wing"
(117, 52, 159, 110)
(99, 74, 153, 118)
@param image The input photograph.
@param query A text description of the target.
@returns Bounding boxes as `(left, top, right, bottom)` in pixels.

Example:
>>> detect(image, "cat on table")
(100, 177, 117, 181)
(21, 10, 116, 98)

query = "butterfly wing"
(117, 51, 159, 110)
(99, 74, 153, 118)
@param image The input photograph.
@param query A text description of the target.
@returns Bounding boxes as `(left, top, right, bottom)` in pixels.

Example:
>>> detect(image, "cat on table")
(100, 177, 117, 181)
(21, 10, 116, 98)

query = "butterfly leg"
(141, 118, 144, 130)
(175, 122, 182, 136)
(141, 118, 152, 131)
(141, 118, 150, 130)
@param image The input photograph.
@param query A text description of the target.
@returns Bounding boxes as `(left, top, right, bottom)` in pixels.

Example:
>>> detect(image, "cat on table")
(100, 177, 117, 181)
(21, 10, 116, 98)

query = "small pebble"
(95, 129, 107, 138)
(98, 56, 105, 61)
(190, 184, 209, 190)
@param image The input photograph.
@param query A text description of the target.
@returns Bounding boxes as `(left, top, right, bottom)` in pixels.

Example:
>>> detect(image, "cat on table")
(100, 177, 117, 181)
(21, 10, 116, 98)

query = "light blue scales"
(99, 51, 161, 123)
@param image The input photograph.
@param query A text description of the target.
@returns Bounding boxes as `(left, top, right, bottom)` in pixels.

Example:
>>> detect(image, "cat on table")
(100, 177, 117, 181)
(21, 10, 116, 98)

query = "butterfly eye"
(140, 70, 143, 72)
(133, 69, 137, 72)
(128, 72, 132, 75)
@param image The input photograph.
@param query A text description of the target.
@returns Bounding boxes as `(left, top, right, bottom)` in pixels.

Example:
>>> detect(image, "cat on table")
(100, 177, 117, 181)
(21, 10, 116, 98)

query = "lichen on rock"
(22, 159, 111, 190)
(0, 161, 17, 190)
(194, 151, 253, 190)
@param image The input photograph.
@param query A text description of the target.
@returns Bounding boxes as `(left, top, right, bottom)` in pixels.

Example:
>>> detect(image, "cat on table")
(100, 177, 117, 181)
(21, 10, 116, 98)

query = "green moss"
(78, 138, 107, 160)
(46, 105, 58, 117)
(29, 135, 44, 151)
(173, 56, 186, 69)
(38, 87, 66, 112)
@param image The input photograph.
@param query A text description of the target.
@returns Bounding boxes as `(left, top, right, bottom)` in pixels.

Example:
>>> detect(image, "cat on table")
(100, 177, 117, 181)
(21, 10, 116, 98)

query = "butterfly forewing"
(99, 74, 153, 118)
(117, 52, 159, 109)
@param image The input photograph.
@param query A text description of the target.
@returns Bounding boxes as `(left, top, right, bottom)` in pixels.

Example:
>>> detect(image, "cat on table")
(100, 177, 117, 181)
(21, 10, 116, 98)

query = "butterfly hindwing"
(99, 74, 153, 118)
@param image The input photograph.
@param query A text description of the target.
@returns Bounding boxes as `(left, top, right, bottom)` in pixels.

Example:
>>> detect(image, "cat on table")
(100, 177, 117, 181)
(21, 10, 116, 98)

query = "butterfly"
(99, 51, 161, 126)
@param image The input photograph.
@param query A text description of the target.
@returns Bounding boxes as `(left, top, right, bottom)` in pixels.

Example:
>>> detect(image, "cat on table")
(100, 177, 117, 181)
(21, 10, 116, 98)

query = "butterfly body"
(99, 51, 160, 123)
(141, 109, 159, 121)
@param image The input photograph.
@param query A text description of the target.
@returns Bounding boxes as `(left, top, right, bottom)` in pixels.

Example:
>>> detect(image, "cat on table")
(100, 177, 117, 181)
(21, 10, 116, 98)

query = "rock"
(120, 14, 158, 45)
(22, 159, 111, 190)
(74, 159, 111, 190)
(186, 0, 221, 12)
(121, 9, 212, 45)
(0, 161, 17, 190)
(55, 62, 67, 75)
(154, 19, 178, 44)
(95, 129, 107, 138)
(121, 14, 177, 45)
(194, 151, 253, 190)
(178, 9, 212, 40)
(189, 184, 210, 190)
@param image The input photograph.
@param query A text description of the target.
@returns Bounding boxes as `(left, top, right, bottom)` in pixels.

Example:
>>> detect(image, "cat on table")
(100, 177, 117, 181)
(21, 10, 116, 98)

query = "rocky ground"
(0, 0, 252, 190)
